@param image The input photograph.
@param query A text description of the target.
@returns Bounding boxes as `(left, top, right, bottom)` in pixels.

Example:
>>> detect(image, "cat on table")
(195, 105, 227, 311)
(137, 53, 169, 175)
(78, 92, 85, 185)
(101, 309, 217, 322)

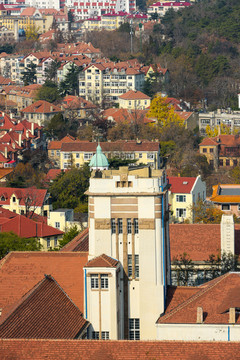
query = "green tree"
(172, 252, 195, 286)
(44, 59, 61, 82)
(6, 163, 44, 188)
(0, 232, 42, 259)
(230, 166, 240, 183)
(44, 113, 68, 139)
(206, 251, 239, 281)
(59, 63, 81, 96)
(22, 61, 37, 86)
(58, 225, 80, 248)
(49, 165, 90, 210)
(36, 80, 61, 103)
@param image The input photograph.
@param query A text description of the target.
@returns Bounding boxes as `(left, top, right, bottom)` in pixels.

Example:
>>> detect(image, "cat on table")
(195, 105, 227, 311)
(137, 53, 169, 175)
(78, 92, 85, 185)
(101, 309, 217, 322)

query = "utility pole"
(130, 19, 133, 54)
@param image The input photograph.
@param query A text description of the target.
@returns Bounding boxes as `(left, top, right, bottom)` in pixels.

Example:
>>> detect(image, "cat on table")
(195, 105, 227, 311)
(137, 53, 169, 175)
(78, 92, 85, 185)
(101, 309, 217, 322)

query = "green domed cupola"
(89, 143, 109, 170)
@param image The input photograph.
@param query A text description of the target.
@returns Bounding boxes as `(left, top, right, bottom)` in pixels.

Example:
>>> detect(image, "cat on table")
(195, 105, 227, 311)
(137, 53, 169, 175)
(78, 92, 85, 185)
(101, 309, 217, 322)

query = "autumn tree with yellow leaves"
(147, 95, 184, 130)
(205, 123, 239, 137)
(25, 25, 40, 41)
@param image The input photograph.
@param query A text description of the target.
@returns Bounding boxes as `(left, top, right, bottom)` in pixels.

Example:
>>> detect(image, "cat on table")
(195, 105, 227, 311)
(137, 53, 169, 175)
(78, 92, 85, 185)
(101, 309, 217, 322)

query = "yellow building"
(168, 175, 206, 223)
(50, 140, 161, 170)
(118, 90, 151, 110)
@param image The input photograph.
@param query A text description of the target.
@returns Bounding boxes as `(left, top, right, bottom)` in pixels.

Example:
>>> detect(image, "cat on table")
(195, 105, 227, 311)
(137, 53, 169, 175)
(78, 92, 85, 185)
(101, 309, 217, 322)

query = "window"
(134, 219, 138, 234)
(176, 208, 186, 218)
(111, 219, 116, 234)
(56, 150, 60, 156)
(226, 159, 230, 166)
(51, 150, 54, 156)
(139, 153, 142, 159)
(92, 331, 109, 340)
(76, 153, 80, 158)
(222, 204, 230, 211)
(47, 238, 50, 248)
(12, 196, 16, 202)
(219, 159, 223, 166)
(127, 219, 132, 234)
(238, 204, 240, 211)
(84, 153, 93, 160)
(129, 318, 140, 340)
(21, 210, 24, 215)
(176, 195, 186, 202)
(118, 219, 123, 234)
(54, 236, 58, 247)
(147, 153, 154, 160)
(0, 196, 5, 201)
(91, 274, 98, 289)
(234, 159, 238, 166)
(128, 255, 139, 278)
(202, 148, 207, 153)
(55, 222, 60, 229)
(100, 274, 108, 289)
(64, 153, 71, 159)
(44, 210, 48, 217)
(210, 148, 214, 153)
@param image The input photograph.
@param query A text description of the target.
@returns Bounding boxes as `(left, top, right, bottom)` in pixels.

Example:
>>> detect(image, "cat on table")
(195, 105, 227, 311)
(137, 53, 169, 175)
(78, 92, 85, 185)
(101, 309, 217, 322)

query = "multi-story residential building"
(118, 90, 151, 110)
(21, 100, 63, 125)
(199, 109, 240, 135)
(25, 0, 61, 11)
(66, 0, 136, 21)
(168, 175, 206, 223)
(210, 184, 240, 217)
(147, 1, 191, 17)
(79, 62, 145, 103)
(199, 134, 240, 170)
(48, 139, 161, 169)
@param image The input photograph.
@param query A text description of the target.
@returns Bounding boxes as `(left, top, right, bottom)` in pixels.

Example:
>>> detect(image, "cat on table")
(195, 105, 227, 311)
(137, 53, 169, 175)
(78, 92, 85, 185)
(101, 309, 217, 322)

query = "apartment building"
(148, 1, 191, 17)
(199, 110, 240, 135)
(79, 62, 145, 103)
(48, 139, 161, 169)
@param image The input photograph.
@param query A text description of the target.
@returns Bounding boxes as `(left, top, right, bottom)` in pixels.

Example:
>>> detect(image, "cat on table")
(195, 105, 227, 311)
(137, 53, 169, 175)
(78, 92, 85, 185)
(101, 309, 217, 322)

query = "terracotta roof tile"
(119, 90, 150, 100)
(0, 187, 47, 207)
(1, 339, 240, 359)
(61, 228, 89, 252)
(85, 253, 118, 267)
(0, 252, 88, 318)
(168, 176, 197, 194)
(158, 273, 240, 324)
(0, 275, 88, 339)
(61, 140, 159, 152)
(22, 100, 62, 114)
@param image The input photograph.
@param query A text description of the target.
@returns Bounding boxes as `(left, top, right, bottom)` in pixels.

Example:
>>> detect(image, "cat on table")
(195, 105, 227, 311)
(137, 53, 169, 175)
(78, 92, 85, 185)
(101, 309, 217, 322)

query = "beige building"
(85, 166, 171, 340)
(118, 90, 151, 110)
(168, 175, 206, 223)
(50, 140, 161, 170)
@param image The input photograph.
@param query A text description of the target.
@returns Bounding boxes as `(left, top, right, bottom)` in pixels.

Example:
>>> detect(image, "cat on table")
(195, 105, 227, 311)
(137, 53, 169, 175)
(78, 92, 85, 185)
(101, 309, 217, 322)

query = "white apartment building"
(66, 0, 135, 21)
(148, 1, 191, 17)
(79, 63, 145, 103)
(85, 166, 171, 340)
(25, 0, 60, 10)
(199, 110, 240, 135)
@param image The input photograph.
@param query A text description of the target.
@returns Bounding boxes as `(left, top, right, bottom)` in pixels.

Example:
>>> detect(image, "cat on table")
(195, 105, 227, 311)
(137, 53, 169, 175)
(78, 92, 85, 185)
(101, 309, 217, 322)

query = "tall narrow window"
(111, 219, 116, 234)
(134, 219, 139, 234)
(129, 318, 140, 340)
(128, 255, 132, 277)
(135, 255, 139, 278)
(100, 274, 108, 289)
(127, 218, 132, 234)
(91, 274, 99, 289)
(118, 219, 123, 234)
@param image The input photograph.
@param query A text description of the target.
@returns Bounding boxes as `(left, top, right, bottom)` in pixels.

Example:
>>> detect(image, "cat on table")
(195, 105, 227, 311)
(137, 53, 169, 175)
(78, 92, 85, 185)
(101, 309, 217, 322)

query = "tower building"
(84, 166, 171, 340)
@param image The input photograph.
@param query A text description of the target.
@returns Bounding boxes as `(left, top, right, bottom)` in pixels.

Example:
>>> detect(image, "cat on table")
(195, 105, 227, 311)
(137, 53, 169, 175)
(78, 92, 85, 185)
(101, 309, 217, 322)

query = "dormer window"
(1, 196, 5, 201)
(12, 196, 16, 202)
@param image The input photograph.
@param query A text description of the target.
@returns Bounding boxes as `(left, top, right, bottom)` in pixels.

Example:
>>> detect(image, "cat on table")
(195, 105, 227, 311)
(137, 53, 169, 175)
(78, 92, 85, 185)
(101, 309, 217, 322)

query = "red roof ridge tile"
(85, 253, 119, 268)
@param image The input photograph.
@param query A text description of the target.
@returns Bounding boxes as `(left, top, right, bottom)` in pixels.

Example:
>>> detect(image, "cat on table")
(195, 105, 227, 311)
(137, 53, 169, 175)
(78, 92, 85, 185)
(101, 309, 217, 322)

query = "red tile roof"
(0, 252, 88, 318)
(85, 253, 118, 268)
(61, 228, 89, 252)
(158, 273, 240, 324)
(21, 100, 62, 114)
(170, 224, 221, 261)
(119, 90, 150, 100)
(168, 176, 197, 194)
(199, 137, 218, 146)
(0, 187, 47, 207)
(103, 108, 153, 124)
(165, 286, 199, 313)
(20, 7, 37, 16)
(0, 275, 88, 339)
(45, 169, 62, 182)
(47, 135, 78, 150)
(61, 140, 159, 152)
(1, 339, 240, 359)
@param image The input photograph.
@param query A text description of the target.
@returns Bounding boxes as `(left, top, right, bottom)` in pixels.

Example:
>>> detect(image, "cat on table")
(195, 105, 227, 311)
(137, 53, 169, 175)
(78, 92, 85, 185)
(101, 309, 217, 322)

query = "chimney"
(31, 122, 34, 136)
(221, 214, 234, 256)
(196, 307, 203, 324)
(4, 146, 7, 159)
(18, 132, 22, 146)
(50, 106, 53, 112)
(10, 113, 13, 119)
(229, 307, 236, 324)
(26, 130, 29, 138)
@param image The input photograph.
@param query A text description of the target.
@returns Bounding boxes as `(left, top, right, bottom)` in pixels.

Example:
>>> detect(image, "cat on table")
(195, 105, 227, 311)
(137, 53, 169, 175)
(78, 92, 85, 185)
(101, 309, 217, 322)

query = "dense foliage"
(0, 232, 41, 259)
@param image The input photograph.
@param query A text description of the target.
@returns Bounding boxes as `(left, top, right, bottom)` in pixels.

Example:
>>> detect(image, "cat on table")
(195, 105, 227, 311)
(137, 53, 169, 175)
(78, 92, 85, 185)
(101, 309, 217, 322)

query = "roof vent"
(183, 181, 188, 185)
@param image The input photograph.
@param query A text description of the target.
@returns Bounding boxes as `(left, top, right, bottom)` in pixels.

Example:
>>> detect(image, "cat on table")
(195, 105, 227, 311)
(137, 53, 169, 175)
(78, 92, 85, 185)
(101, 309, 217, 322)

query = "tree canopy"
(22, 61, 37, 86)
(58, 225, 80, 248)
(0, 232, 41, 259)
(59, 63, 81, 96)
(49, 165, 90, 210)
(36, 80, 61, 103)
